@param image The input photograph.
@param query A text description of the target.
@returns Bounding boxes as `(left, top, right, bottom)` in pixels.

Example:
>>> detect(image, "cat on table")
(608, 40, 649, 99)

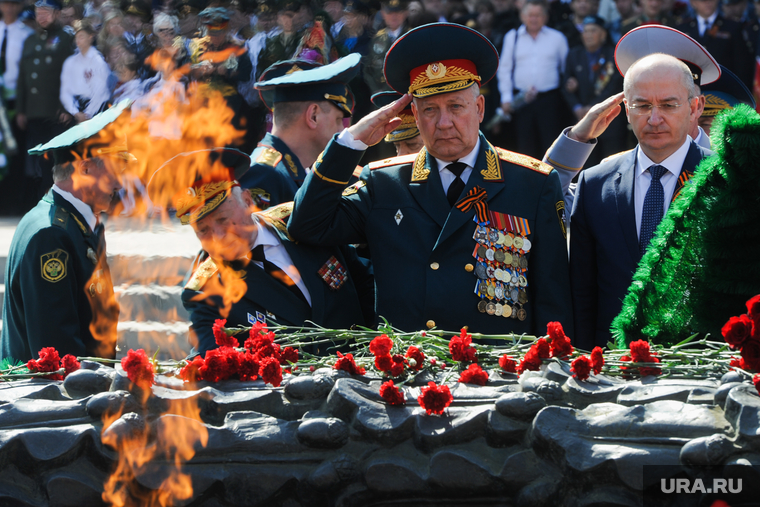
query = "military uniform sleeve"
(568, 170, 598, 350)
(528, 169, 574, 336)
(543, 128, 597, 218)
(240, 163, 297, 209)
(19, 229, 88, 357)
(288, 135, 372, 246)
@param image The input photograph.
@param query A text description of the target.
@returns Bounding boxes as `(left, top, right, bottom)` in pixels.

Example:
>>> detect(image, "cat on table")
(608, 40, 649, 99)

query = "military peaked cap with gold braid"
(256, 54, 360, 117)
(371, 91, 419, 142)
(384, 23, 498, 98)
(146, 148, 251, 225)
(701, 65, 755, 118)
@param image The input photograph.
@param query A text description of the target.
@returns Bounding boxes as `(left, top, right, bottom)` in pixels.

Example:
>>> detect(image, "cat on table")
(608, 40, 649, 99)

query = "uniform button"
(35, 45, 42, 51)
(465, 263, 474, 272)
(33, 58, 40, 65)
(430, 262, 439, 270)
(31, 72, 38, 79)
(45, 56, 52, 64)
(426, 320, 435, 329)
(31, 87, 38, 94)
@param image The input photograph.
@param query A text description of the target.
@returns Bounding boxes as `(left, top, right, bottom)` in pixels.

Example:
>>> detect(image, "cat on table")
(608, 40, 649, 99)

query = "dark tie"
(250, 244, 308, 305)
(639, 165, 667, 255)
(0, 26, 7, 76)
(446, 162, 467, 207)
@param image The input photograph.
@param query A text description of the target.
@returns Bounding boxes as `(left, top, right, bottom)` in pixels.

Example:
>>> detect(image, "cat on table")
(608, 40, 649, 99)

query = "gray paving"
(0, 214, 201, 360)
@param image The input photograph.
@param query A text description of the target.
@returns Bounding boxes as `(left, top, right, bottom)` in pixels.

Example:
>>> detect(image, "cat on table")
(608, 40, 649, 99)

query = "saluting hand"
(348, 93, 413, 147)
(568, 92, 625, 144)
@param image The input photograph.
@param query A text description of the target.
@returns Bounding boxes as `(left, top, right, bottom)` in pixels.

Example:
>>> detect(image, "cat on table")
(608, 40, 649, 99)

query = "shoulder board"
(259, 201, 293, 223)
(254, 146, 283, 168)
(601, 149, 634, 164)
(376, 28, 388, 36)
(367, 153, 418, 170)
(495, 147, 553, 175)
(185, 256, 218, 291)
(52, 207, 69, 230)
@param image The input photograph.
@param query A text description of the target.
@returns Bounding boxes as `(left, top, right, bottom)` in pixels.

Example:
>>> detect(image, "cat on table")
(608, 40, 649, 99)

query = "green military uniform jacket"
(17, 25, 74, 120)
(181, 206, 375, 354)
(364, 26, 408, 94)
(289, 133, 573, 336)
(1, 190, 119, 361)
(240, 132, 306, 209)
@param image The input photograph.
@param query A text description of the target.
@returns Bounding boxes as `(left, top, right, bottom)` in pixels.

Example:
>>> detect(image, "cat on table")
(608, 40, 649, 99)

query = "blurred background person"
(60, 18, 110, 123)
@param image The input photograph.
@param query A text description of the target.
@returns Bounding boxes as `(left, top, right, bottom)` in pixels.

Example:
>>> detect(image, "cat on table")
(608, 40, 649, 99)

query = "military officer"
(1, 100, 130, 362)
(240, 54, 360, 209)
(370, 91, 423, 157)
(288, 23, 573, 337)
(699, 64, 756, 135)
(147, 148, 374, 354)
(364, 0, 409, 95)
(16, 0, 75, 211)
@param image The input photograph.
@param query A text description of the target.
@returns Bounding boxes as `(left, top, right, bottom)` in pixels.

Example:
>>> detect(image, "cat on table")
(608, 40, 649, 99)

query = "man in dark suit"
(289, 23, 572, 337)
(568, 27, 718, 349)
(1, 101, 129, 361)
(149, 149, 374, 354)
(676, 0, 755, 89)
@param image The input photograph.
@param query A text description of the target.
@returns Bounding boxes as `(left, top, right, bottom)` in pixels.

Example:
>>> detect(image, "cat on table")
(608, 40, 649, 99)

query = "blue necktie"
(639, 165, 666, 256)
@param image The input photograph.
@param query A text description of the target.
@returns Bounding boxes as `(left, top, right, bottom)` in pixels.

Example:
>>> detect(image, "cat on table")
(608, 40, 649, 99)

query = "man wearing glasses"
(548, 26, 718, 350)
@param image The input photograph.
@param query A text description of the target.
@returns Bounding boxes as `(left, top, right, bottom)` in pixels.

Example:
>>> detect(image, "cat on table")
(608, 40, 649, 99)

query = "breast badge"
(41, 249, 69, 283)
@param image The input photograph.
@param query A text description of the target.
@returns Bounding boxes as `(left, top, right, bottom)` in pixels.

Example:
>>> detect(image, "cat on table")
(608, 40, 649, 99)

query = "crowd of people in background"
(0, 0, 759, 215)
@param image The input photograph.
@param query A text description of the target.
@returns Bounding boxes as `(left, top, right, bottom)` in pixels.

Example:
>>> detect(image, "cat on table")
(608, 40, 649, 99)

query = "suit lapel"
(614, 148, 640, 262)
(278, 232, 328, 323)
(407, 148, 450, 228)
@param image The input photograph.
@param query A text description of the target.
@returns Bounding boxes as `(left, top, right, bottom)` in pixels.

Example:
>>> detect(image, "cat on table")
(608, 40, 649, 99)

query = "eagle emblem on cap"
(426, 63, 447, 80)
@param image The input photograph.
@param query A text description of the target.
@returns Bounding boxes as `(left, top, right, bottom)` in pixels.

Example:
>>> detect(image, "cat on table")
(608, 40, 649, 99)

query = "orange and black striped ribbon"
(671, 168, 693, 203)
(456, 186, 489, 223)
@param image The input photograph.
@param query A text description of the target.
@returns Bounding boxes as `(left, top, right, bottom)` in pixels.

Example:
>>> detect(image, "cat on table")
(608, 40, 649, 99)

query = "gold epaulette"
(601, 149, 634, 164)
(254, 146, 282, 168)
(352, 165, 363, 179)
(367, 153, 418, 170)
(185, 256, 218, 291)
(495, 147, 553, 175)
(258, 202, 294, 239)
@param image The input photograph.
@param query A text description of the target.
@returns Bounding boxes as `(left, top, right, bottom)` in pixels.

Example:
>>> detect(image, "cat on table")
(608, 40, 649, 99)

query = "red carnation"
(405, 346, 425, 370)
(722, 315, 754, 349)
(334, 351, 366, 375)
(245, 323, 277, 355)
(571, 355, 592, 381)
(27, 347, 63, 380)
(547, 321, 574, 358)
(390, 354, 407, 377)
(61, 354, 81, 377)
(629, 340, 653, 363)
(458, 363, 488, 386)
(213, 319, 239, 348)
(121, 349, 155, 389)
(179, 356, 205, 382)
(280, 347, 298, 365)
(259, 356, 283, 387)
(590, 347, 604, 375)
(746, 295, 760, 323)
(754, 374, 760, 396)
(729, 356, 744, 369)
(449, 328, 477, 363)
(375, 354, 393, 372)
(741, 339, 760, 371)
(518, 338, 550, 373)
(418, 382, 453, 415)
(498, 354, 517, 373)
(199, 347, 239, 382)
(369, 335, 394, 357)
(379, 380, 406, 405)
(238, 352, 260, 381)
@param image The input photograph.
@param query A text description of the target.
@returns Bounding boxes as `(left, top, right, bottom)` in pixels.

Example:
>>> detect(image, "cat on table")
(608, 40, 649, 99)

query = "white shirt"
(60, 47, 111, 117)
(497, 25, 569, 103)
(252, 218, 312, 306)
(435, 139, 480, 195)
(52, 185, 98, 231)
(634, 138, 691, 238)
(0, 19, 34, 97)
(698, 12, 718, 37)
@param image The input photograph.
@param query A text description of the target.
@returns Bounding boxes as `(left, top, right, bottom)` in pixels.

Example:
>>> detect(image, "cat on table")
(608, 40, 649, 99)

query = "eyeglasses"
(157, 28, 175, 33)
(626, 100, 692, 116)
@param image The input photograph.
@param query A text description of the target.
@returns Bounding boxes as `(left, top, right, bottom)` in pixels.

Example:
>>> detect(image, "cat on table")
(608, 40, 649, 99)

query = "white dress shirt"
(497, 25, 569, 103)
(59, 47, 111, 117)
(634, 138, 691, 239)
(252, 218, 312, 306)
(435, 139, 480, 195)
(698, 12, 718, 37)
(0, 20, 34, 98)
(52, 185, 98, 231)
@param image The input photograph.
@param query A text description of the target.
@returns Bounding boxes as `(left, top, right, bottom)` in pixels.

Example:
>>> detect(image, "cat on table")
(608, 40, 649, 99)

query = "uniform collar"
(252, 216, 281, 249)
(52, 185, 98, 231)
(434, 137, 481, 172)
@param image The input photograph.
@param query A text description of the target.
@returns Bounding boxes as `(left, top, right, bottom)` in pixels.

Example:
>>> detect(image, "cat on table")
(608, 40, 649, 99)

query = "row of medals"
(473, 224, 531, 321)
